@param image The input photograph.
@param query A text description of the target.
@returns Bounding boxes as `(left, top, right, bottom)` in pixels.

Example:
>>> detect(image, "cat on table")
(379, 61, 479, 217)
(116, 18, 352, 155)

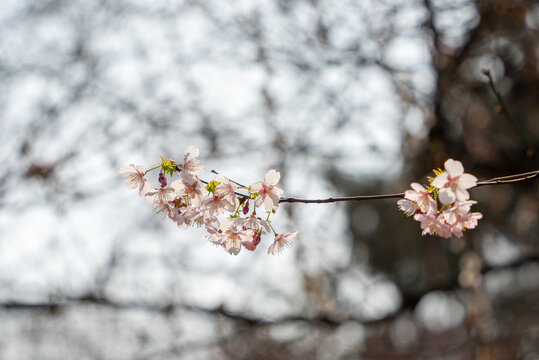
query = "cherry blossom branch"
(209, 170, 403, 203)
(122, 148, 537, 252)
(278, 169, 539, 204)
(279, 193, 404, 204)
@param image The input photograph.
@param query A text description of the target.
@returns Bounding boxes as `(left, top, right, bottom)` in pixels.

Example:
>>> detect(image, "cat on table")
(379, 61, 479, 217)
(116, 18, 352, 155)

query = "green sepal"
(160, 156, 178, 177)
(206, 180, 220, 194)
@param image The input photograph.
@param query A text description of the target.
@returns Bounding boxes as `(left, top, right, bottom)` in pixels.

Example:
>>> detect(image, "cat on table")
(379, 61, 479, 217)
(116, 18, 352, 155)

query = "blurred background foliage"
(0, 0, 538, 359)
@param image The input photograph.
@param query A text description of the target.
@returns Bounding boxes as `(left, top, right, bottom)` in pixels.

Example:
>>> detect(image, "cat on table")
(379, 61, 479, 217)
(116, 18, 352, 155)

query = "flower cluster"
(120, 146, 297, 255)
(398, 159, 482, 238)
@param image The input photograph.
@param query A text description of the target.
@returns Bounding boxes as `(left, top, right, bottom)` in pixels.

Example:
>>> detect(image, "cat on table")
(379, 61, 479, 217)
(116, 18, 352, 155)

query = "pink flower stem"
(265, 218, 277, 236)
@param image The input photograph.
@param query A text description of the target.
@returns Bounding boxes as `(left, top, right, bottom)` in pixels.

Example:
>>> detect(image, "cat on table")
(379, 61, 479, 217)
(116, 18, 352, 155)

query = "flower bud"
(158, 172, 167, 187)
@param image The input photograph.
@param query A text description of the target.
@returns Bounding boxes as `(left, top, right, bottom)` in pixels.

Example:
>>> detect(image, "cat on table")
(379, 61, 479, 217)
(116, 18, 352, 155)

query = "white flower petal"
(264, 169, 280, 186)
(263, 195, 276, 211)
(119, 165, 134, 174)
(455, 187, 470, 202)
(398, 199, 417, 216)
(432, 173, 449, 188)
(220, 218, 235, 231)
(250, 182, 263, 193)
(184, 145, 199, 160)
(404, 189, 419, 202)
(438, 188, 455, 205)
(445, 159, 464, 177)
(273, 185, 284, 197)
(169, 180, 185, 195)
(459, 173, 478, 189)
(138, 179, 150, 196)
(410, 182, 426, 193)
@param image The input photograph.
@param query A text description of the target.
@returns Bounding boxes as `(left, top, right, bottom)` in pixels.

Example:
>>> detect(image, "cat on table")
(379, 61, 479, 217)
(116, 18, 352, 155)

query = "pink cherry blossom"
(404, 182, 437, 214)
(397, 199, 418, 216)
(173, 173, 206, 206)
(234, 214, 270, 234)
(119, 164, 149, 196)
(414, 213, 452, 238)
(219, 219, 253, 255)
(143, 185, 178, 219)
(251, 169, 284, 212)
(182, 146, 204, 176)
(214, 174, 239, 210)
(173, 206, 212, 229)
(227, 216, 267, 252)
(441, 200, 476, 226)
(201, 194, 233, 217)
(205, 222, 225, 245)
(459, 211, 483, 230)
(149, 198, 173, 219)
(267, 231, 297, 255)
(144, 185, 178, 205)
(432, 159, 477, 205)
(441, 201, 482, 236)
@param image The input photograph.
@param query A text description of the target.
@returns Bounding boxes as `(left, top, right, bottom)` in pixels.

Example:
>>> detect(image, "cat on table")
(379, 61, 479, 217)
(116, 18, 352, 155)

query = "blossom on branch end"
(398, 159, 482, 238)
(432, 159, 477, 205)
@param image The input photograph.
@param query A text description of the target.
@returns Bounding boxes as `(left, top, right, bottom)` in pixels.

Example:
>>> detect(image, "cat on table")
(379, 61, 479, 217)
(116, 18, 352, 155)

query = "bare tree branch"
(279, 170, 538, 204)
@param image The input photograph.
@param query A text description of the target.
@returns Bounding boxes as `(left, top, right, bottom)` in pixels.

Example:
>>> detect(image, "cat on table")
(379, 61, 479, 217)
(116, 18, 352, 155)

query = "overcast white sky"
(0, 0, 486, 357)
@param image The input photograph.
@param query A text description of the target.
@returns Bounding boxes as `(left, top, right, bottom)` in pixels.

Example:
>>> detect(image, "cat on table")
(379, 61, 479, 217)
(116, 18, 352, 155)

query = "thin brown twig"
(482, 69, 537, 158)
(211, 169, 246, 188)
(475, 170, 539, 186)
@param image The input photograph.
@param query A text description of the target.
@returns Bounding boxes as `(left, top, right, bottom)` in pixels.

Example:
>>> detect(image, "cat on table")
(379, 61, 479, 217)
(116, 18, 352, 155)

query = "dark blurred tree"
(341, 1, 539, 358)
